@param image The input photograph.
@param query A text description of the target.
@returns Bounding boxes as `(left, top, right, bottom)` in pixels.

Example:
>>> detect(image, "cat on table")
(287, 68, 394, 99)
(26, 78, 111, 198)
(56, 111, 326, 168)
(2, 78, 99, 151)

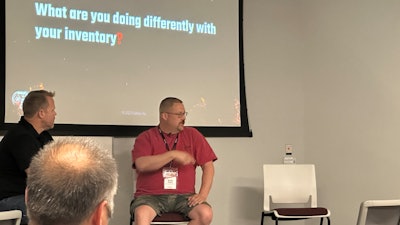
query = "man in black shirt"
(0, 90, 56, 225)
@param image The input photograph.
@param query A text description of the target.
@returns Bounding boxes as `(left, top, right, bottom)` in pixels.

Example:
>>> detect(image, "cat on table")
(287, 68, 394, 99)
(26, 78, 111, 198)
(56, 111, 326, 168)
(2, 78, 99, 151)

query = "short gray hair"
(26, 137, 118, 225)
(159, 97, 183, 113)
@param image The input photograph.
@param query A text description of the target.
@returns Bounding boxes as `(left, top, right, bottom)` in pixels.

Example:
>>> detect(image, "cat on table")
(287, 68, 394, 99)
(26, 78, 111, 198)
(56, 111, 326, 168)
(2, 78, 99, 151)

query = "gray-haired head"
(26, 137, 118, 225)
(159, 97, 183, 114)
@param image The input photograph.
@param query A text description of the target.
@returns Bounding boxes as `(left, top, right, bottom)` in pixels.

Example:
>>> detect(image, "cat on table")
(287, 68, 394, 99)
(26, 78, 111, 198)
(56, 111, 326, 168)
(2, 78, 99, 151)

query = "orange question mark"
(116, 32, 123, 45)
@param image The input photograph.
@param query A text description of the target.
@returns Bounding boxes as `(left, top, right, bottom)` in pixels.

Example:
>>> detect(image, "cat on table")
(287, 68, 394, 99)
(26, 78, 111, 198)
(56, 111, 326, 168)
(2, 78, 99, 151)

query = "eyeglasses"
(165, 112, 188, 117)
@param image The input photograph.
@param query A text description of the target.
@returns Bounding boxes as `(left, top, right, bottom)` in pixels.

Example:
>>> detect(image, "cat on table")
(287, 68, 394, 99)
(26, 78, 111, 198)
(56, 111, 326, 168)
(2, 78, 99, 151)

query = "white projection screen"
(1, 0, 252, 137)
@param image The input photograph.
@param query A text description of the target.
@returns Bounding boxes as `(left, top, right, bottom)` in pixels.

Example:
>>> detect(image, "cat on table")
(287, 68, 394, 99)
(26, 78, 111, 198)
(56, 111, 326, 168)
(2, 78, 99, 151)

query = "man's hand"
(172, 150, 196, 166)
(188, 193, 207, 207)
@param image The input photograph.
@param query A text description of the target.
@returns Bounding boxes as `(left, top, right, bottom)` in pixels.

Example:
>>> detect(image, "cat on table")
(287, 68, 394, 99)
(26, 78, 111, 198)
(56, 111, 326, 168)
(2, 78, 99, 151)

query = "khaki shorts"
(130, 194, 211, 219)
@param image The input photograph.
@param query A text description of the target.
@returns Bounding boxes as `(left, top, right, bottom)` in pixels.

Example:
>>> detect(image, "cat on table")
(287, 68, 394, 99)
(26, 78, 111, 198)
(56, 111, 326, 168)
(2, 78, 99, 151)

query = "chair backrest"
(0, 210, 22, 225)
(356, 199, 400, 225)
(263, 164, 318, 211)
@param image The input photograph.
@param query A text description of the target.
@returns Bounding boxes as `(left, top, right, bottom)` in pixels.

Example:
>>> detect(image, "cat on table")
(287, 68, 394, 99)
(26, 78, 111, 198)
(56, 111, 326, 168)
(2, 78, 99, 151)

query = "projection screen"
(1, 0, 252, 137)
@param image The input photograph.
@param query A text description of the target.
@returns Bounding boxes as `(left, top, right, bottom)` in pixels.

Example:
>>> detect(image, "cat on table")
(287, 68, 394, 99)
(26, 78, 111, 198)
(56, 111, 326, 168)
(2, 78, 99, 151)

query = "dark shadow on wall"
(229, 178, 263, 225)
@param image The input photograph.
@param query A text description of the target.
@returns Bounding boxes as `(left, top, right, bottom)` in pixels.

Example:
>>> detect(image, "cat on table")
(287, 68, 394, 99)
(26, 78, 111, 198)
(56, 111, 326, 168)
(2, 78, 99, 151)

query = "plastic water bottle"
(283, 153, 296, 164)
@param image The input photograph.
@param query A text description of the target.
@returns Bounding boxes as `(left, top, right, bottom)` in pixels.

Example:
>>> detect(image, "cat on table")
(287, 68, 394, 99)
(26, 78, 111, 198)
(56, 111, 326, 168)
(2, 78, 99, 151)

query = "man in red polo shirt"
(130, 97, 217, 225)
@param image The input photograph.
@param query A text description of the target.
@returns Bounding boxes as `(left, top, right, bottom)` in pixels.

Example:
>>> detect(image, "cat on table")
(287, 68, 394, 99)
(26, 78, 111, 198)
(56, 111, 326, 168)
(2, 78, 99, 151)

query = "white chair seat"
(356, 199, 400, 225)
(0, 210, 22, 225)
(260, 164, 330, 225)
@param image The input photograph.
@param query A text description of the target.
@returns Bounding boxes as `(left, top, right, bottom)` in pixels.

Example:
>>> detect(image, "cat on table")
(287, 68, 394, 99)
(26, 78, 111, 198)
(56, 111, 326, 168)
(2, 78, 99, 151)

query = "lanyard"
(159, 128, 178, 168)
(158, 128, 179, 151)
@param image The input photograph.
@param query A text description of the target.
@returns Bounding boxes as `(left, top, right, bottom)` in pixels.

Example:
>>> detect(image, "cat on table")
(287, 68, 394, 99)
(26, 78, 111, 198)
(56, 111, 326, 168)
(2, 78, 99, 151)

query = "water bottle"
(283, 152, 296, 164)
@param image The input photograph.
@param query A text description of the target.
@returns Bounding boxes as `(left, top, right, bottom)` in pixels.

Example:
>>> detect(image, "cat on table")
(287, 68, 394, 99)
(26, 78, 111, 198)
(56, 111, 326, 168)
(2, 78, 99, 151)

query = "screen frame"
(1, 0, 252, 138)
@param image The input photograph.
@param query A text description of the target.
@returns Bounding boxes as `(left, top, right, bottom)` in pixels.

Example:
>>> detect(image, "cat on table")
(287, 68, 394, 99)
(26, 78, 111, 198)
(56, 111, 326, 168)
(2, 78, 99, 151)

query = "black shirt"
(0, 116, 53, 200)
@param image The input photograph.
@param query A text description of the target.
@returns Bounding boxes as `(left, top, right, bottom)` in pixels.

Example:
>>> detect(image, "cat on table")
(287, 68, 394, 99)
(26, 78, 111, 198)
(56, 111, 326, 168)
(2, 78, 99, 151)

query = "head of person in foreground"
(26, 137, 118, 225)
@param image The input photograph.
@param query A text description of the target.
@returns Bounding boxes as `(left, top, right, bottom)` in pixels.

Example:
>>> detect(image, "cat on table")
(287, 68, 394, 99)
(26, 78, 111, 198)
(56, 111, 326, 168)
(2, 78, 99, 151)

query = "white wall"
(302, 1, 400, 225)
(242, 1, 400, 225)
(4, 1, 400, 225)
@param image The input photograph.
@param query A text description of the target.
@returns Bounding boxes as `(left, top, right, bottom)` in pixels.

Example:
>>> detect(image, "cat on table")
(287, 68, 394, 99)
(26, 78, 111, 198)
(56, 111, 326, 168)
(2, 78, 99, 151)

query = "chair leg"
(260, 212, 264, 225)
(320, 217, 331, 225)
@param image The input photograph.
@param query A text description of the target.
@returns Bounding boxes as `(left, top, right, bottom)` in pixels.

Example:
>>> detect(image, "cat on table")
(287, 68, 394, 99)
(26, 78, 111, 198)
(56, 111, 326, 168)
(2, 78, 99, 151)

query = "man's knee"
(134, 205, 157, 219)
(188, 204, 213, 224)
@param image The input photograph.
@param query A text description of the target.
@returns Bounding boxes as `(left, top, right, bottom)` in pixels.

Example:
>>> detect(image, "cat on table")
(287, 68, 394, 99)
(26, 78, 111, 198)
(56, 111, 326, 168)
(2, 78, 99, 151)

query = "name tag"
(163, 167, 178, 189)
